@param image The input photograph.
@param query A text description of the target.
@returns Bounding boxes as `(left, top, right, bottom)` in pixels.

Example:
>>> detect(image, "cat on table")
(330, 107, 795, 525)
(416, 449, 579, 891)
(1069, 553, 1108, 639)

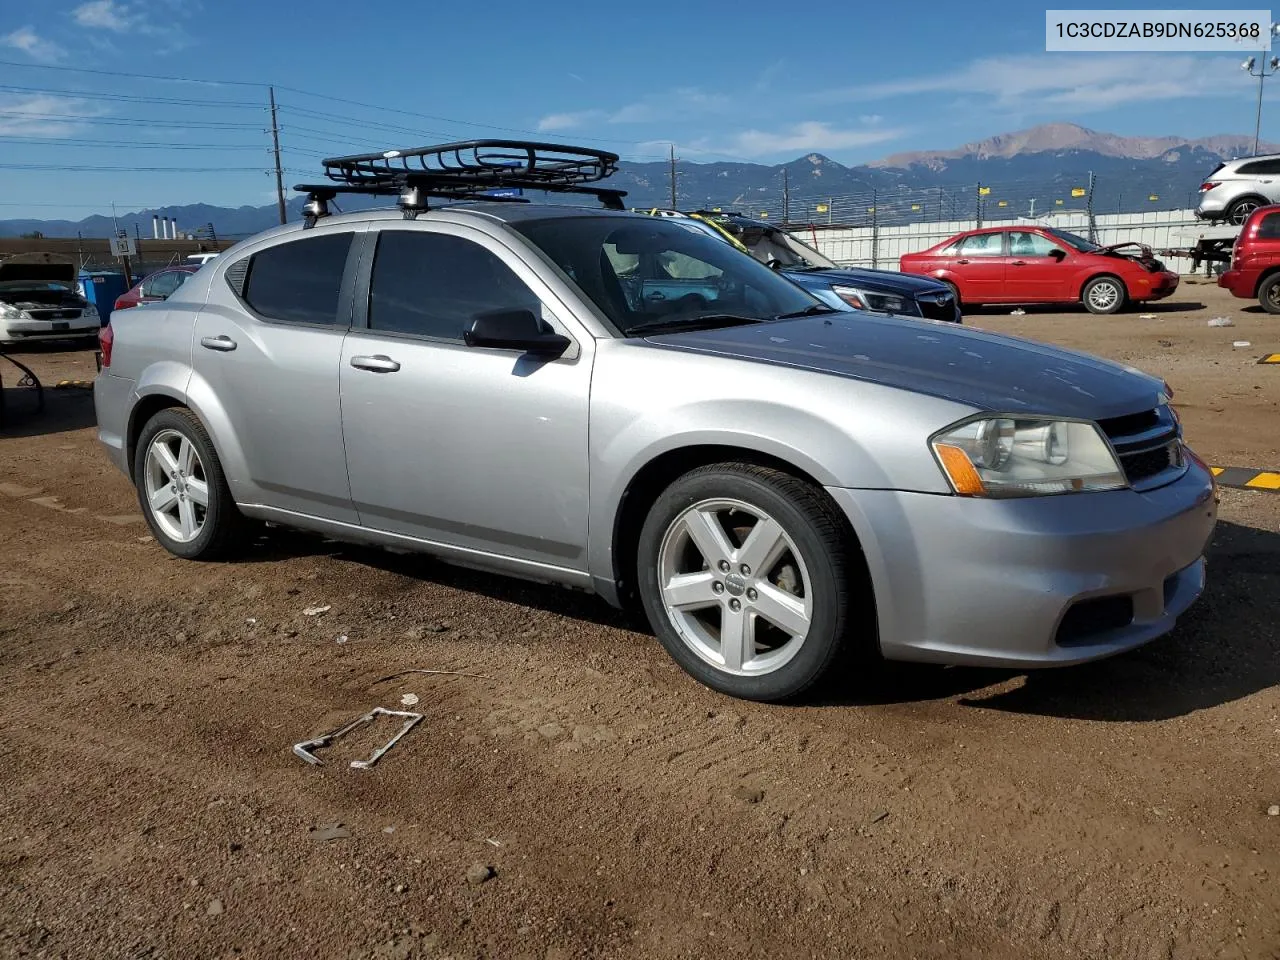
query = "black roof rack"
(292, 139, 627, 226)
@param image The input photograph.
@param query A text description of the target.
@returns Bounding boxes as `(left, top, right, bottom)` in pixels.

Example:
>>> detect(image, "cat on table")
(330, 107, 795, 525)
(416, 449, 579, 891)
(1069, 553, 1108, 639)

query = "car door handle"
(957, 259, 970, 264)
(1011, 260, 1027, 266)
(200, 335, 237, 352)
(350, 354, 401, 373)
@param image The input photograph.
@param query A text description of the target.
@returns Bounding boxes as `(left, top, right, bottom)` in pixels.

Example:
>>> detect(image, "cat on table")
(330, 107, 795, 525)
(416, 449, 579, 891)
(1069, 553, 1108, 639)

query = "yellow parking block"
(1245, 472, 1280, 490)
(1211, 465, 1280, 492)
(1258, 353, 1280, 364)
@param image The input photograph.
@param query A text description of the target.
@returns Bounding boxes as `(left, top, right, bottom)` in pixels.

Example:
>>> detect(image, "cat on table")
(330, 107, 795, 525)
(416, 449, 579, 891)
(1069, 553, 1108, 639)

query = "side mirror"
(1048, 248, 1067, 262)
(464, 309, 570, 358)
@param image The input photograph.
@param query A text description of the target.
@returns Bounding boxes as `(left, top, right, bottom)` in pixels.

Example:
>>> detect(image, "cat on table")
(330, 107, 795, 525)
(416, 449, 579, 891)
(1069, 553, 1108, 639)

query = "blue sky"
(0, 0, 1275, 219)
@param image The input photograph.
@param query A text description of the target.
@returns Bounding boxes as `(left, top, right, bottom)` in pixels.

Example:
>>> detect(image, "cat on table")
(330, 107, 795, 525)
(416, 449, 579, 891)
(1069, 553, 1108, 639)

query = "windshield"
(512, 215, 823, 336)
(1047, 228, 1101, 253)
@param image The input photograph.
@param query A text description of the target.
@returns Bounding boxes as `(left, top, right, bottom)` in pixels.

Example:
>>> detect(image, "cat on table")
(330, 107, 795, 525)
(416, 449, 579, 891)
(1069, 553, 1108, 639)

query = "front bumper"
(827, 458, 1217, 668)
(1133, 272, 1179, 301)
(1, 316, 99, 342)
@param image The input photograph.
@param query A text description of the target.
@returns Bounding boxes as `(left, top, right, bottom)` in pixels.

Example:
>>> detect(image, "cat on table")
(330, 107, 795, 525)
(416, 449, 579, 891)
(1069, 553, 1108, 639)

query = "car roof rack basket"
(294, 139, 627, 226)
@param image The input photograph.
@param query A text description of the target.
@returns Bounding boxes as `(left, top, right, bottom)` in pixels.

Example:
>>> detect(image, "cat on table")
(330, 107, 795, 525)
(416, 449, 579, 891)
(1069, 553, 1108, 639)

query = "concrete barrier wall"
(793, 209, 1220, 276)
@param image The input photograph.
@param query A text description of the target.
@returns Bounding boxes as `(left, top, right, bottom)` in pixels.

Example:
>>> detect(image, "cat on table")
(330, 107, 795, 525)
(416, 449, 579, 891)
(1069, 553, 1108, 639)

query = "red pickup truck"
(1218, 204, 1280, 312)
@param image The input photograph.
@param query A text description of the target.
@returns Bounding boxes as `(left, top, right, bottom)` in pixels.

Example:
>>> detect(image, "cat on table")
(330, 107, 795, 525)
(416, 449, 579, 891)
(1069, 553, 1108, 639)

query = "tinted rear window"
(1258, 212, 1280, 239)
(243, 232, 353, 325)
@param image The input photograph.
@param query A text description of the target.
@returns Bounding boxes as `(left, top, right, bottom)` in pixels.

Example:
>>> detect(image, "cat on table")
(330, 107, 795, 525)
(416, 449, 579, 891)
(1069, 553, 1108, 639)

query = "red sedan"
(112, 264, 199, 312)
(899, 226, 1179, 315)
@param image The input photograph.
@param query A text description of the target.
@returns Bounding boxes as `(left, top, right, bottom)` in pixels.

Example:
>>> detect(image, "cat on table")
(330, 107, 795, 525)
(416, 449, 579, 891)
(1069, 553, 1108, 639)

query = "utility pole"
(668, 144, 677, 209)
(782, 168, 790, 225)
(269, 85, 287, 225)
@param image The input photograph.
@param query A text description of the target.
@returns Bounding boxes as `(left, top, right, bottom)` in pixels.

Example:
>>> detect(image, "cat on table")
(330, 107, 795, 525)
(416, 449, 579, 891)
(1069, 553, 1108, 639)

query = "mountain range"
(2, 123, 1272, 239)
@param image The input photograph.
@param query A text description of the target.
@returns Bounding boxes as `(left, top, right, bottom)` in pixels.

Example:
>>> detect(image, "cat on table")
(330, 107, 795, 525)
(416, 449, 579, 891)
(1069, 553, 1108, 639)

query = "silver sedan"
(94, 205, 1217, 701)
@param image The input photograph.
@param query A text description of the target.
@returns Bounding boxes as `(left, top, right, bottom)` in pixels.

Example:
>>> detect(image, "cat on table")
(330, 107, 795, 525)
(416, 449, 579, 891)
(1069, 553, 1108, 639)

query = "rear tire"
(133, 407, 246, 560)
(1082, 275, 1126, 315)
(1259, 273, 1280, 314)
(1227, 197, 1265, 226)
(636, 462, 865, 702)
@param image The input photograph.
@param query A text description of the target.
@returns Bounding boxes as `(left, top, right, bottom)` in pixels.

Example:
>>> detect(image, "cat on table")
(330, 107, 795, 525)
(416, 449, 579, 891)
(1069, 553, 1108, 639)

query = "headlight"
(82, 302, 98, 317)
(931, 416, 1127, 497)
(832, 285, 909, 315)
(0, 301, 24, 320)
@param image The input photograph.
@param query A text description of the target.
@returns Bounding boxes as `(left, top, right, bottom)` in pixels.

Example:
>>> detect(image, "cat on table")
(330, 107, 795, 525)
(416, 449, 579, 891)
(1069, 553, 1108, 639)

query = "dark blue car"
(692, 211, 962, 324)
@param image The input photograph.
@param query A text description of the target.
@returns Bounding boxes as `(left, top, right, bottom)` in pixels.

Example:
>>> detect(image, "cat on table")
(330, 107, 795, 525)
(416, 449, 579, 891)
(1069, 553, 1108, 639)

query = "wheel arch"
(606, 444, 875, 624)
(126, 389, 186, 481)
(1078, 271, 1128, 302)
(1253, 265, 1280, 297)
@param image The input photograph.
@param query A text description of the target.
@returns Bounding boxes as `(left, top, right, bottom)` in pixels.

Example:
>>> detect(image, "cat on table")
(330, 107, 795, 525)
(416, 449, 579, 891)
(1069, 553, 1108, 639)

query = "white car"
(0, 255, 100, 344)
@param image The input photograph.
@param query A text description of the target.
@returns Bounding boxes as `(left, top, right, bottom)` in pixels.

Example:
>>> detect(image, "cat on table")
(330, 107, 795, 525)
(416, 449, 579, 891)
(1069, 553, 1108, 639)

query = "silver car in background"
(94, 158, 1218, 702)
(1196, 153, 1280, 224)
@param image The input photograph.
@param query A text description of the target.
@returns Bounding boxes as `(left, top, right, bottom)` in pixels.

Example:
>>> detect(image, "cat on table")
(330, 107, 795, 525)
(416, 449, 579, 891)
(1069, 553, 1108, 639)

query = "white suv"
(1196, 154, 1280, 224)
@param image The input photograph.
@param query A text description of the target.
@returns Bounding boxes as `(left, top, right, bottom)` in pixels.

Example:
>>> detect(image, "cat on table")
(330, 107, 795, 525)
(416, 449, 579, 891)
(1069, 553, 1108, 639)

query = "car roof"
(243, 202, 645, 247)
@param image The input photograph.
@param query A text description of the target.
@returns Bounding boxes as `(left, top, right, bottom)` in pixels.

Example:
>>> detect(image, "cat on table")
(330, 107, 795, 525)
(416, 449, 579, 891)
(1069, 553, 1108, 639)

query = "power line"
(0, 81, 262, 108)
(0, 110, 262, 129)
(0, 162, 269, 172)
(0, 135, 267, 150)
(0, 58, 680, 150)
(0, 57, 266, 88)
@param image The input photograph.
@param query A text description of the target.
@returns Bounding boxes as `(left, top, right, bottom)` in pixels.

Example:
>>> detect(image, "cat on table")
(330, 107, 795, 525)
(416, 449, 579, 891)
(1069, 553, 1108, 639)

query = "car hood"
(646, 315, 1163, 419)
(0, 256, 78, 285)
(783, 266, 950, 295)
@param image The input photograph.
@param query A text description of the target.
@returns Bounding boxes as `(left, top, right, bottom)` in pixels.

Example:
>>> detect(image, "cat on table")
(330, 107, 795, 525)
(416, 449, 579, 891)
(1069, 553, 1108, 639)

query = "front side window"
(958, 233, 1005, 256)
(1047, 228, 1102, 253)
(242, 232, 353, 325)
(512, 216, 821, 335)
(368, 231, 541, 340)
(1007, 231, 1065, 257)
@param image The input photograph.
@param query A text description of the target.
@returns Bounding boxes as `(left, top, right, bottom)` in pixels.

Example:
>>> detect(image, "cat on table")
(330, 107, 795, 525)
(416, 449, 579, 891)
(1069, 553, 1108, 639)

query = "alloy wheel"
(1087, 280, 1121, 312)
(143, 429, 209, 543)
(656, 498, 813, 677)
(1230, 201, 1260, 225)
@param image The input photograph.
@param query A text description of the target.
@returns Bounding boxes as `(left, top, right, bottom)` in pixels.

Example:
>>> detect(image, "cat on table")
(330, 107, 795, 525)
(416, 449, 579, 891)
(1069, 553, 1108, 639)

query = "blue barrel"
(77, 271, 129, 324)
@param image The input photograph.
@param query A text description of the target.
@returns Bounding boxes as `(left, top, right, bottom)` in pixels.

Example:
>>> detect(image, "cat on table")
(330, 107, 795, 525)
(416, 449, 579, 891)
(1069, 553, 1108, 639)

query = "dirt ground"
(1, 280, 1278, 960)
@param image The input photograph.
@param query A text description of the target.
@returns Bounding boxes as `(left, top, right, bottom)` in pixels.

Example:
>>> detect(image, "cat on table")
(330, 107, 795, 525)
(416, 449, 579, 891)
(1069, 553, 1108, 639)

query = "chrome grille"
(26, 308, 83, 321)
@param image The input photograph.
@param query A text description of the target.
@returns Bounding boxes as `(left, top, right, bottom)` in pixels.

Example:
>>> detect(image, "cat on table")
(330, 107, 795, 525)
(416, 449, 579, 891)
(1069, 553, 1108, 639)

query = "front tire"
(636, 463, 862, 702)
(1082, 275, 1126, 315)
(133, 407, 246, 560)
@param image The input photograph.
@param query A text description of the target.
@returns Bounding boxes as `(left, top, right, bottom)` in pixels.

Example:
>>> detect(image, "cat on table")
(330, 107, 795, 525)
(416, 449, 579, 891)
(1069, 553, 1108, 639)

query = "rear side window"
(1258, 212, 1280, 239)
(1235, 158, 1280, 176)
(242, 232, 353, 325)
(367, 230, 540, 340)
(958, 233, 1005, 256)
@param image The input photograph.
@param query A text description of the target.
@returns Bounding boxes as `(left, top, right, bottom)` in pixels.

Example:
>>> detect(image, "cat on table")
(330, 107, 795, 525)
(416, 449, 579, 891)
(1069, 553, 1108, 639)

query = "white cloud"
(1, 26, 65, 62)
(72, 0, 196, 52)
(859, 114, 883, 125)
(818, 54, 1218, 113)
(609, 88, 729, 125)
(536, 88, 731, 133)
(0, 95, 104, 135)
(536, 110, 603, 132)
(73, 0, 135, 31)
(698, 121, 904, 158)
